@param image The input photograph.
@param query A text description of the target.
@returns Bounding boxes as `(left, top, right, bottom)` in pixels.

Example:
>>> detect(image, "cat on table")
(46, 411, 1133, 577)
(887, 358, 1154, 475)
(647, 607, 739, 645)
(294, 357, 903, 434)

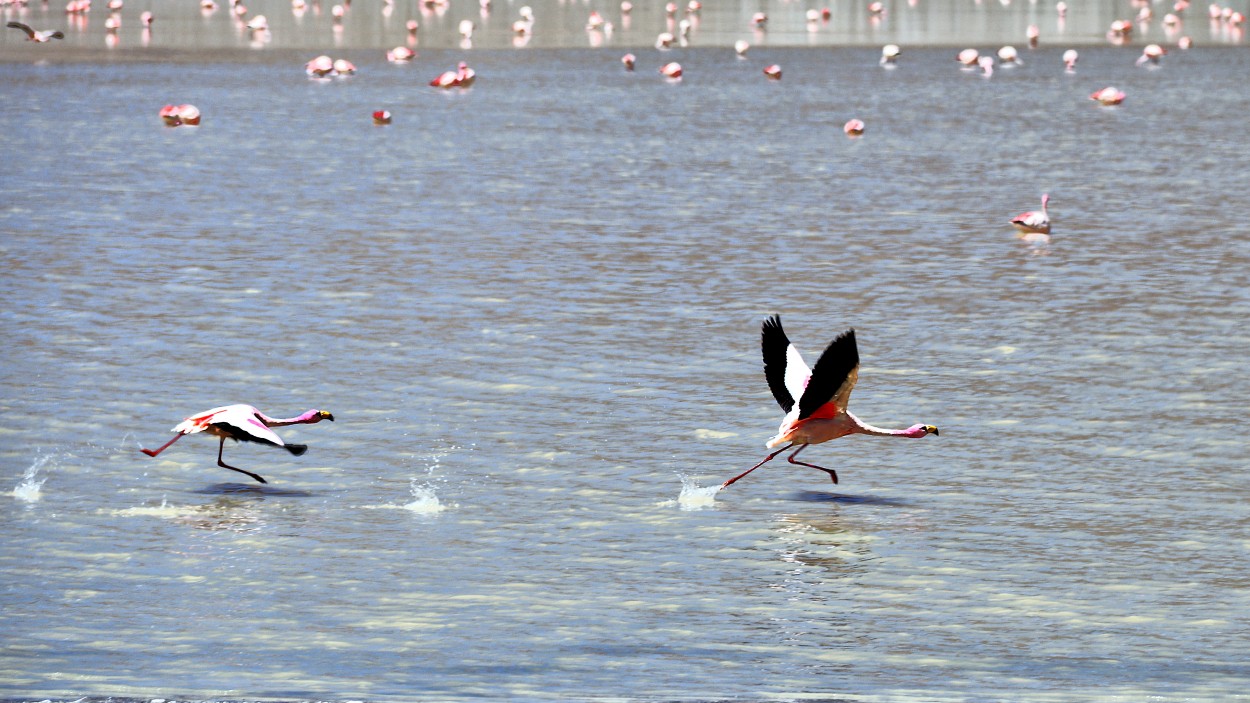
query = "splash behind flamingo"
(721, 316, 938, 489)
(141, 404, 334, 483)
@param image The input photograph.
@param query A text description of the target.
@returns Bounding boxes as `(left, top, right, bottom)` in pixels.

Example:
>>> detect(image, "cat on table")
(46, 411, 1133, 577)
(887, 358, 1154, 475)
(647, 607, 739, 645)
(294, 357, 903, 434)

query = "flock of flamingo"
(133, 315, 938, 490)
(6, 0, 1235, 489)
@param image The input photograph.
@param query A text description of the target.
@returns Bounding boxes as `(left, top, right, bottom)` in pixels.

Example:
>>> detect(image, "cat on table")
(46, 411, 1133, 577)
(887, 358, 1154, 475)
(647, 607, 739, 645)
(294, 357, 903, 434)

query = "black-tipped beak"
(931, 427, 939, 436)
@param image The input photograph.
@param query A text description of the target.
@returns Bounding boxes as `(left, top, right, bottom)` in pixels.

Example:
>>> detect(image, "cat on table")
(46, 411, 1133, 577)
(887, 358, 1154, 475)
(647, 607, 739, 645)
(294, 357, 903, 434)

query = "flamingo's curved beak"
(320, 411, 335, 422)
(925, 425, 939, 436)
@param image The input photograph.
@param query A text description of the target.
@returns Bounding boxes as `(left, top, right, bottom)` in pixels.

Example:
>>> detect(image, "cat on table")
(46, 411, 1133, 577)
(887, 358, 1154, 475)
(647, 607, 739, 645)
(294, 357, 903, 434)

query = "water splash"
(12, 454, 54, 503)
(403, 479, 447, 514)
(676, 473, 721, 510)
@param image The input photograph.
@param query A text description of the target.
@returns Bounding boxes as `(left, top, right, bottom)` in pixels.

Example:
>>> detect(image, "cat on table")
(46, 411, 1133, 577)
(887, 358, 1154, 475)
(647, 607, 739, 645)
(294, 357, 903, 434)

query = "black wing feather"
(796, 328, 859, 421)
(761, 314, 795, 413)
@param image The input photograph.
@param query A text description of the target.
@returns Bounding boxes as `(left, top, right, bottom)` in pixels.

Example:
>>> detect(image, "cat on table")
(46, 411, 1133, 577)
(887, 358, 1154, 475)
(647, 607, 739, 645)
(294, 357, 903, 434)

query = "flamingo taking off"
(721, 317, 938, 489)
(141, 405, 334, 484)
(1010, 193, 1051, 235)
(7, 21, 66, 42)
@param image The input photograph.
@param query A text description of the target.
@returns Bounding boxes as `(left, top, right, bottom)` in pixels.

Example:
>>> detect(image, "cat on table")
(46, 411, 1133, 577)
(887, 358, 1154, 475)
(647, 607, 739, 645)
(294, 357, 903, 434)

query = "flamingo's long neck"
(848, 411, 922, 437)
(258, 409, 320, 427)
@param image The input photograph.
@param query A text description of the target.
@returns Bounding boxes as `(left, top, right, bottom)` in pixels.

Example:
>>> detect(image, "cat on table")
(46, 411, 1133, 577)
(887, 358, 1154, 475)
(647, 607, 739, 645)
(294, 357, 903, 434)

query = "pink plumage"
(1010, 193, 1051, 235)
(721, 316, 938, 489)
(141, 404, 334, 483)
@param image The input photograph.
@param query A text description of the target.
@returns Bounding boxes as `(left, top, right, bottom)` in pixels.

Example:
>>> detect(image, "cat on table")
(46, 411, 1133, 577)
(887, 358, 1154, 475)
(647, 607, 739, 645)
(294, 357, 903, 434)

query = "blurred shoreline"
(3, 0, 1244, 60)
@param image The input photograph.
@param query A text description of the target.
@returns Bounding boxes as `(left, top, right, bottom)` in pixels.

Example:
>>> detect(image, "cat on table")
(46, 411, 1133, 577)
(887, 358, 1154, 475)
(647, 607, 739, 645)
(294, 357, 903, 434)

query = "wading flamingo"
(1090, 86, 1126, 105)
(7, 21, 66, 41)
(1010, 193, 1050, 235)
(141, 405, 334, 483)
(721, 316, 938, 489)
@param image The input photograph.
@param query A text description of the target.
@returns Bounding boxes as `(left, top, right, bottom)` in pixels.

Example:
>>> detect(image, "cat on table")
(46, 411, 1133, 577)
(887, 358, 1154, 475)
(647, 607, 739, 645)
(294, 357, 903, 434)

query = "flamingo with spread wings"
(141, 404, 334, 483)
(721, 316, 938, 489)
(7, 21, 65, 42)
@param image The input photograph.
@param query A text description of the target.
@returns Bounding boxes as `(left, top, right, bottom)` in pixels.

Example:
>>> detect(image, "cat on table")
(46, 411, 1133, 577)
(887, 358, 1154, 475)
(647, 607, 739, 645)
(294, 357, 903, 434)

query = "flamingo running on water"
(7, 21, 66, 42)
(140, 405, 334, 484)
(721, 316, 938, 489)
(1010, 193, 1051, 235)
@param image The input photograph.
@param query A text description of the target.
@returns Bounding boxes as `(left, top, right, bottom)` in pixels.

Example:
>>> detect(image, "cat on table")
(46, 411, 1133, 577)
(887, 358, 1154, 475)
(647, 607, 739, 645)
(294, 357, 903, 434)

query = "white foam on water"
(402, 480, 447, 514)
(12, 454, 54, 503)
(675, 473, 721, 510)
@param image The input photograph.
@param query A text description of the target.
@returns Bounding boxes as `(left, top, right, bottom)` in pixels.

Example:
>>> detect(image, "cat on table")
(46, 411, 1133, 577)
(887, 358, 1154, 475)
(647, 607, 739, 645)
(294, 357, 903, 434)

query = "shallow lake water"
(2, 0, 1250, 700)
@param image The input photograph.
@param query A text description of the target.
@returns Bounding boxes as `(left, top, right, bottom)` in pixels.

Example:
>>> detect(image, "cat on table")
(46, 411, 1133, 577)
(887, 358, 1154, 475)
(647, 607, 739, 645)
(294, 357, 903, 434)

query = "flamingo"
(7, 21, 66, 42)
(373, 109, 392, 124)
(997, 45, 1021, 64)
(1090, 86, 1126, 105)
(1010, 193, 1051, 235)
(387, 46, 415, 62)
(621, 53, 636, 70)
(660, 61, 682, 79)
(141, 405, 334, 484)
(843, 118, 865, 136)
(721, 317, 938, 489)
(1136, 43, 1167, 66)
(763, 64, 782, 80)
(734, 39, 749, 56)
(880, 43, 901, 65)
(1063, 48, 1079, 71)
(957, 48, 979, 67)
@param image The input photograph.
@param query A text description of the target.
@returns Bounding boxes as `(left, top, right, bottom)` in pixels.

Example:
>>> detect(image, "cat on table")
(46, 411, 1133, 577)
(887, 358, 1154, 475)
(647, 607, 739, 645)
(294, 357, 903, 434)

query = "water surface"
(2, 7, 1250, 703)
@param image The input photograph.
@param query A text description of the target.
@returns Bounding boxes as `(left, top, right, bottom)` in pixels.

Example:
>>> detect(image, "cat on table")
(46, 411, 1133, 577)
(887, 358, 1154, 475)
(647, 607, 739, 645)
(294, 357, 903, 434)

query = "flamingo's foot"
(140, 448, 158, 457)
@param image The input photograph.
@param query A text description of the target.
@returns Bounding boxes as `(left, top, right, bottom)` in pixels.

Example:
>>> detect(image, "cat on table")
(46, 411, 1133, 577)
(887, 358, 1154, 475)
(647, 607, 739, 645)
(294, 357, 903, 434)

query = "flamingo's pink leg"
(787, 444, 838, 484)
(216, 437, 268, 484)
(721, 443, 794, 489)
(140, 432, 184, 457)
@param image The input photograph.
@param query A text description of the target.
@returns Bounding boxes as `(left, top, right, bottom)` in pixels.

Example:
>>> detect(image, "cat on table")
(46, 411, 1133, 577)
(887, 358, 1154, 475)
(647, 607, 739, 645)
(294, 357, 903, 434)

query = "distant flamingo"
(1010, 193, 1051, 235)
(880, 43, 900, 65)
(1090, 86, 1126, 105)
(734, 39, 749, 56)
(387, 46, 415, 62)
(660, 61, 682, 79)
(957, 48, 979, 67)
(751, 11, 767, 27)
(7, 21, 66, 42)
(843, 118, 865, 136)
(1063, 48, 1079, 71)
(373, 109, 392, 124)
(997, 45, 1021, 64)
(721, 317, 937, 489)
(621, 53, 635, 70)
(430, 61, 475, 88)
(763, 64, 782, 80)
(141, 405, 333, 483)
(1136, 43, 1167, 65)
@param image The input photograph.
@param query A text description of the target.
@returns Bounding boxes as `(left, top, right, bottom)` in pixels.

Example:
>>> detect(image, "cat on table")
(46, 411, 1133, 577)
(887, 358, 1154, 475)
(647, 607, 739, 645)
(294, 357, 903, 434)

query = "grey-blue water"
(3, 0, 1250, 700)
